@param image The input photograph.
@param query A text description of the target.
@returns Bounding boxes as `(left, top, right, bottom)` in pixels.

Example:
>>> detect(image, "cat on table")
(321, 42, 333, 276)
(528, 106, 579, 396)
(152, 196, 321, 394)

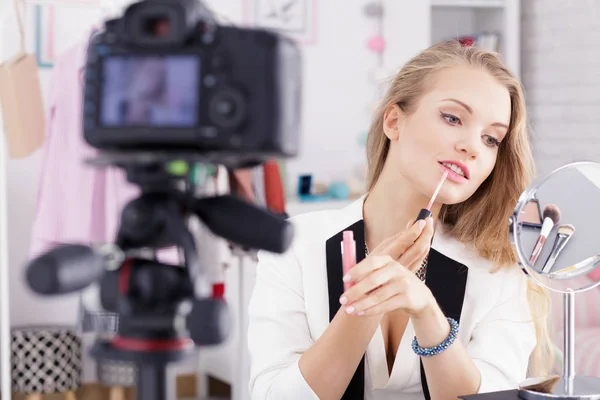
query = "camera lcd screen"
(100, 55, 200, 127)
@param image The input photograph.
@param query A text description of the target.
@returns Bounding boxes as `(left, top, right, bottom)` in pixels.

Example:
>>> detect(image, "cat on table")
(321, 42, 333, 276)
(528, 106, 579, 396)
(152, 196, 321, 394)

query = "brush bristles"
(557, 224, 575, 235)
(543, 204, 561, 225)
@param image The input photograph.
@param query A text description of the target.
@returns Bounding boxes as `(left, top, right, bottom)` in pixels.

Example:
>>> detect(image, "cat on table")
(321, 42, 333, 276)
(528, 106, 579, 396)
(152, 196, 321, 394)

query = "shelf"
(286, 198, 355, 217)
(431, 0, 505, 8)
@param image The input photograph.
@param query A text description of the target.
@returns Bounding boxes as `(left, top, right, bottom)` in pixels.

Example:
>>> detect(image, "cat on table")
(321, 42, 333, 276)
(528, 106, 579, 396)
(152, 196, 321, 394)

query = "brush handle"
(528, 235, 547, 266)
(415, 209, 432, 222)
(542, 232, 573, 274)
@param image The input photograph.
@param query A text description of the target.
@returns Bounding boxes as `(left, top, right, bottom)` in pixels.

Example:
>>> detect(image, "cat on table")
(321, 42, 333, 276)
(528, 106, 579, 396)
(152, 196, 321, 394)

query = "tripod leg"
(137, 363, 167, 400)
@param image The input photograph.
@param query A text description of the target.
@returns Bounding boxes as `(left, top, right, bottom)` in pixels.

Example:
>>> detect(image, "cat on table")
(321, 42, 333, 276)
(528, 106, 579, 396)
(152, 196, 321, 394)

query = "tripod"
(25, 162, 293, 400)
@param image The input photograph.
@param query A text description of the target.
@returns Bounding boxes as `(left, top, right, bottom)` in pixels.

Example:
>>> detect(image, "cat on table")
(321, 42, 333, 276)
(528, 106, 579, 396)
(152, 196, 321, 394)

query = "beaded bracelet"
(411, 317, 459, 357)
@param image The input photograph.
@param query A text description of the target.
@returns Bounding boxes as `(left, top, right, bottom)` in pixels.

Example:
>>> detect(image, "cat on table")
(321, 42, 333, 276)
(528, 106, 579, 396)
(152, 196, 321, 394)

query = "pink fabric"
(576, 328, 600, 377)
(550, 275, 600, 331)
(549, 277, 600, 377)
(30, 40, 169, 260)
(587, 267, 600, 282)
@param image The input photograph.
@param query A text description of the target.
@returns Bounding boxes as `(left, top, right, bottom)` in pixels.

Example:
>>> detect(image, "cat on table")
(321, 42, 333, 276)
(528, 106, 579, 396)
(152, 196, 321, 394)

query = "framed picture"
(243, 0, 317, 45)
(34, 5, 56, 68)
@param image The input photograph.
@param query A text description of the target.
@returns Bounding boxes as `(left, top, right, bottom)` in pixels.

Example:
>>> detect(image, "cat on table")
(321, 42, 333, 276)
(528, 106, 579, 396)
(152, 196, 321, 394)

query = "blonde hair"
(366, 40, 554, 377)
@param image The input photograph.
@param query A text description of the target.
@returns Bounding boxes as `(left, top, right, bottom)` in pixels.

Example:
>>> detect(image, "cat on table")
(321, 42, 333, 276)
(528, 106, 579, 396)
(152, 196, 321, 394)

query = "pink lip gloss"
(341, 231, 357, 291)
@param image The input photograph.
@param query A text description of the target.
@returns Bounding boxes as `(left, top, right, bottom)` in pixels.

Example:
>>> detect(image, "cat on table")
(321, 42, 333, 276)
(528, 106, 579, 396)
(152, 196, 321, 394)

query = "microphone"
(528, 204, 561, 266)
(25, 244, 106, 295)
(193, 195, 294, 254)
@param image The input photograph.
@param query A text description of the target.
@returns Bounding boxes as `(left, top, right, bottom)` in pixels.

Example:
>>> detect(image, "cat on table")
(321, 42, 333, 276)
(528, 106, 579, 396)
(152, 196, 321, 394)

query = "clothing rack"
(0, 5, 12, 392)
(0, 111, 12, 400)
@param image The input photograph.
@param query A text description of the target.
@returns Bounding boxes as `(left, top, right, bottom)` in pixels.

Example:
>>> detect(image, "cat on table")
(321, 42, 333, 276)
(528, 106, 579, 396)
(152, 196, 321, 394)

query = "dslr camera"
(83, 0, 302, 167)
(25, 1, 302, 400)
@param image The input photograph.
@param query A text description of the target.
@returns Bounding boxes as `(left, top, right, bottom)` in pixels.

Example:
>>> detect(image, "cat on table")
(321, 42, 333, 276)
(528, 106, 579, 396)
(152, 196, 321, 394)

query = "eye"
(441, 112, 461, 126)
(483, 135, 501, 147)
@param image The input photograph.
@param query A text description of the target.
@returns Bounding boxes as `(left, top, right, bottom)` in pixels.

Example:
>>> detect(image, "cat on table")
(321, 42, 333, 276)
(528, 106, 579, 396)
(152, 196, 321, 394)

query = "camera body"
(82, 0, 302, 167)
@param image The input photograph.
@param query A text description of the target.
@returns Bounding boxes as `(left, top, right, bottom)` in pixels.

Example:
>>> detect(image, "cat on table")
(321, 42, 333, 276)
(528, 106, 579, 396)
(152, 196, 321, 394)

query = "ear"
(382, 104, 404, 141)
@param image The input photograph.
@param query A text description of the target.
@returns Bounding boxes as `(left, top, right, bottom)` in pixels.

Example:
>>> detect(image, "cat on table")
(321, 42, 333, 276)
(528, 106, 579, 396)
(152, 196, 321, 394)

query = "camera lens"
(208, 88, 246, 129)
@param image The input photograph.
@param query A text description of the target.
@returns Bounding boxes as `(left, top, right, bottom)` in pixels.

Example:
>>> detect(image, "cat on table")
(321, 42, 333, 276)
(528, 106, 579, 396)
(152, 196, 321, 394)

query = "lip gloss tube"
(341, 231, 357, 291)
(415, 171, 448, 223)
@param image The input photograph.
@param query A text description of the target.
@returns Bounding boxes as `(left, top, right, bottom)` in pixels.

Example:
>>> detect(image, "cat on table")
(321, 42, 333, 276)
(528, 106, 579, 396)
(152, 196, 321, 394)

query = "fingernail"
(417, 219, 426, 229)
(342, 274, 351, 282)
(345, 306, 355, 314)
(427, 217, 434, 226)
(357, 311, 365, 316)
(339, 296, 348, 305)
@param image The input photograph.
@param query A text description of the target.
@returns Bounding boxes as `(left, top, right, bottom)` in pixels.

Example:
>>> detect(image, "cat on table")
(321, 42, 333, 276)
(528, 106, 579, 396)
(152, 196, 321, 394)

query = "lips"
(438, 160, 470, 180)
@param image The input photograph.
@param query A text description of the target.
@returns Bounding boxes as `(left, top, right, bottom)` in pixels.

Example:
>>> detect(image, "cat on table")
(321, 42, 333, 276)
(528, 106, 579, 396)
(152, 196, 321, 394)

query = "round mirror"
(510, 161, 600, 399)
(512, 161, 600, 292)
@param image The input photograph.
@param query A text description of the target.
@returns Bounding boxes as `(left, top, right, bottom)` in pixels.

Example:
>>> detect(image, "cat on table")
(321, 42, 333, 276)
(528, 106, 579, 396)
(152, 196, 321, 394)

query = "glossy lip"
(438, 160, 470, 179)
(438, 161, 469, 184)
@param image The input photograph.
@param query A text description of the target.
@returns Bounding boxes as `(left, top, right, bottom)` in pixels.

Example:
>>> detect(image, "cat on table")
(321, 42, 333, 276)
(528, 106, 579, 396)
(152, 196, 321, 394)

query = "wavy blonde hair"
(366, 40, 554, 377)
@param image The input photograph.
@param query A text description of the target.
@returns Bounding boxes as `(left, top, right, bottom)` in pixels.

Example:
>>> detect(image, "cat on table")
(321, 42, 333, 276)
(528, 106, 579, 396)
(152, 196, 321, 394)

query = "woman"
(123, 58, 168, 124)
(247, 40, 553, 400)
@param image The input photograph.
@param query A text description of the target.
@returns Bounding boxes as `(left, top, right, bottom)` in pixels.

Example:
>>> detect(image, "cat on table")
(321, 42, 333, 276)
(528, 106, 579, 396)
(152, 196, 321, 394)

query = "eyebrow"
(441, 98, 509, 130)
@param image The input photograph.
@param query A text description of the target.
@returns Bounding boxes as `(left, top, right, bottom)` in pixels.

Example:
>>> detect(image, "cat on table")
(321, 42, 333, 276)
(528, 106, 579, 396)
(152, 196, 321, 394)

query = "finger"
(343, 254, 393, 284)
(359, 294, 409, 316)
(397, 217, 434, 272)
(346, 276, 409, 315)
(373, 219, 427, 259)
(342, 261, 405, 304)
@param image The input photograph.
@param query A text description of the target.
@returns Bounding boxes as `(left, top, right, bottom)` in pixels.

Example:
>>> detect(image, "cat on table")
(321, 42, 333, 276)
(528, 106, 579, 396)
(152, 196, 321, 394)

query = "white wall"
(521, 0, 600, 177)
(1, 0, 430, 382)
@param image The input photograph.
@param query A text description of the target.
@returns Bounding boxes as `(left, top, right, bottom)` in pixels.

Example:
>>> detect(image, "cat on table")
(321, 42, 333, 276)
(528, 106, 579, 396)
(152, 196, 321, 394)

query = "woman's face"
(384, 65, 511, 205)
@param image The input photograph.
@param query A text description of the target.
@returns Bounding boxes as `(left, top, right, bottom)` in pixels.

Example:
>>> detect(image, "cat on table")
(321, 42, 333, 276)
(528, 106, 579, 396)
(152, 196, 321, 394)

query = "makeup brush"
(541, 223, 576, 274)
(528, 204, 561, 266)
(415, 171, 448, 222)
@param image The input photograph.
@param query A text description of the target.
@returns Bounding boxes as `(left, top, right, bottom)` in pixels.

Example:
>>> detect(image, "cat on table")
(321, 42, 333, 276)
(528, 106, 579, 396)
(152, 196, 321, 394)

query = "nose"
(454, 132, 481, 160)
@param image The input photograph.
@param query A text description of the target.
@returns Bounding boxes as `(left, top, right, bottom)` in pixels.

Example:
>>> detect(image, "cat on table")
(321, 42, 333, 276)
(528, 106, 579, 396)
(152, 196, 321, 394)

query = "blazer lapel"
(326, 220, 366, 400)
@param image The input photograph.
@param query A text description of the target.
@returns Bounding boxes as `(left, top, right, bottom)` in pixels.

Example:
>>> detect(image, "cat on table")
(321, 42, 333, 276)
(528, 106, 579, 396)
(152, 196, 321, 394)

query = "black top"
(325, 220, 469, 400)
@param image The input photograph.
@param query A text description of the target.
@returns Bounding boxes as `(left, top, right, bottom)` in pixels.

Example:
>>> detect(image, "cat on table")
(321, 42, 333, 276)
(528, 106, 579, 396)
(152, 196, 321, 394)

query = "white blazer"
(247, 196, 536, 400)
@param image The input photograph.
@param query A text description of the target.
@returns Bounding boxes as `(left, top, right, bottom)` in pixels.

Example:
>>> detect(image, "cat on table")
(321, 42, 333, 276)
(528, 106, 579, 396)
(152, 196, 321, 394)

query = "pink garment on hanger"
(29, 41, 176, 261)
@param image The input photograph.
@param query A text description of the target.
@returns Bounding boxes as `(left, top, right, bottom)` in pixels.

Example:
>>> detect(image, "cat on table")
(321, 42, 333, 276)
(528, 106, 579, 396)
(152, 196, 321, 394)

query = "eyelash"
(440, 112, 502, 148)
(441, 112, 461, 126)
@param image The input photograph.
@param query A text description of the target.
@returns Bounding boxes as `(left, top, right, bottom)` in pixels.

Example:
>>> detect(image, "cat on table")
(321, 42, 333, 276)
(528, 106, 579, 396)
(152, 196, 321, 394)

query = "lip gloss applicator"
(415, 170, 448, 222)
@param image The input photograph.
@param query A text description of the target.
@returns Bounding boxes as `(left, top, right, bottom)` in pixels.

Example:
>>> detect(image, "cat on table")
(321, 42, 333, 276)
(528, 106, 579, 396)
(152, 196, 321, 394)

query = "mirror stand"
(519, 289, 600, 400)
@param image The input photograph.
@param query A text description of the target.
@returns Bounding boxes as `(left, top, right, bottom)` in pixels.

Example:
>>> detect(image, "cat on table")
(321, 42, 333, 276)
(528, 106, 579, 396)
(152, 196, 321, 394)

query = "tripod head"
(26, 157, 294, 399)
